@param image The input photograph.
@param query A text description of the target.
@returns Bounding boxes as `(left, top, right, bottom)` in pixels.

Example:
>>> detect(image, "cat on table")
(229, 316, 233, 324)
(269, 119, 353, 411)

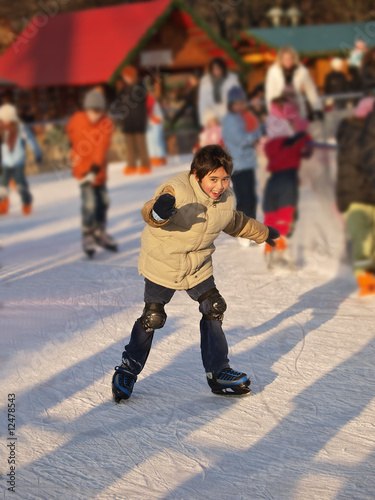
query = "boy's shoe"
(22, 204, 32, 215)
(112, 364, 137, 402)
(94, 228, 118, 252)
(124, 166, 137, 175)
(0, 197, 9, 215)
(357, 271, 375, 297)
(206, 367, 251, 396)
(82, 233, 96, 258)
(139, 165, 152, 175)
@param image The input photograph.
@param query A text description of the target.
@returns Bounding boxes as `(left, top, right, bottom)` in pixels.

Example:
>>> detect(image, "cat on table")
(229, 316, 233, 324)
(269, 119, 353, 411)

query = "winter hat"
(354, 97, 375, 118)
(331, 57, 344, 71)
(266, 114, 294, 139)
(227, 86, 246, 105)
(202, 108, 219, 127)
(0, 103, 19, 123)
(83, 89, 106, 111)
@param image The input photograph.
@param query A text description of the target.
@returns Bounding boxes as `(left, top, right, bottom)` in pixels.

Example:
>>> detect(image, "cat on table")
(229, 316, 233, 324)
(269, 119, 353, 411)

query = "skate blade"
(212, 386, 251, 397)
(112, 388, 130, 403)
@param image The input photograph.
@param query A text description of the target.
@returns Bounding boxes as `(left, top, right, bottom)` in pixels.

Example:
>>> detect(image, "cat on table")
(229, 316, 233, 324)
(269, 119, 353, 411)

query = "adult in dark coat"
(337, 97, 375, 293)
(118, 66, 150, 175)
(361, 47, 375, 96)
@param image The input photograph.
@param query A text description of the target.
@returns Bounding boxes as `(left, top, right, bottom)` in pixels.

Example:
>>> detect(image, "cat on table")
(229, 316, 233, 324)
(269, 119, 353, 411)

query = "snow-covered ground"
(0, 153, 374, 500)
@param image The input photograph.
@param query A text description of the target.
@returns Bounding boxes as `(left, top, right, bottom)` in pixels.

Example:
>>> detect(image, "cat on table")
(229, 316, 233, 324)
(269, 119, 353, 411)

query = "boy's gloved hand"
(265, 226, 280, 247)
(153, 193, 177, 220)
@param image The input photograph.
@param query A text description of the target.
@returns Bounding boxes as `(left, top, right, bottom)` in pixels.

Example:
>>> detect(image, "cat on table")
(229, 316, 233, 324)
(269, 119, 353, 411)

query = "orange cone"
(0, 197, 9, 215)
(9, 179, 17, 190)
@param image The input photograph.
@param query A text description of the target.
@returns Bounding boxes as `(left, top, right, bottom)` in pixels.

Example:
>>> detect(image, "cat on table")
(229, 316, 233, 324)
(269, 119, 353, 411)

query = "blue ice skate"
(206, 367, 251, 396)
(112, 365, 137, 402)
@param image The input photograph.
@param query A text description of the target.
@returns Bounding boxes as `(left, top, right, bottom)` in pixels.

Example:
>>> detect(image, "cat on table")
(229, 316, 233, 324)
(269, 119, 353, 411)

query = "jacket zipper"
(185, 208, 210, 280)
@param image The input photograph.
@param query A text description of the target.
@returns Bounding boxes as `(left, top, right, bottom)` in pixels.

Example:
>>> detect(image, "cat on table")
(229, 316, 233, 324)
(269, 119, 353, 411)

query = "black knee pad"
(140, 303, 167, 332)
(198, 288, 227, 321)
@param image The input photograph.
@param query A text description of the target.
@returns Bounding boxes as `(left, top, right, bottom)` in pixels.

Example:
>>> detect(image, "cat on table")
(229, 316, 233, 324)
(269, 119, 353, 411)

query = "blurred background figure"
(222, 85, 265, 248)
(336, 96, 375, 296)
(324, 58, 348, 95)
(0, 103, 42, 216)
(198, 57, 240, 127)
(348, 38, 367, 70)
(169, 74, 200, 131)
(193, 108, 223, 152)
(263, 96, 312, 269)
(66, 88, 117, 258)
(119, 66, 151, 175)
(265, 46, 323, 120)
(361, 47, 375, 96)
(146, 82, 167, 167)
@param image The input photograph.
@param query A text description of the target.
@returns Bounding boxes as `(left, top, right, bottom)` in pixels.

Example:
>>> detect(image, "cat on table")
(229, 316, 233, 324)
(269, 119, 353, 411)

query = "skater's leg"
(95, 184, 109, 228)
(14, 165, 32, 207)
(80, 183, 96, 233)
(187, 278, 250, 395)
(122, 279, 175, 375)
(231, 169, 257, 219)
(186, 277, 229, 373)
(0, 168, 11, 214)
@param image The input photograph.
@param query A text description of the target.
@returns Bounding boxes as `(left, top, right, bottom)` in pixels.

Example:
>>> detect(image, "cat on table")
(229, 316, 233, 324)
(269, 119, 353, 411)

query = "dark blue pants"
(231, 169, 257, 219)
(0, 165, 32, 205)
(80, 183, 109, 233)
(122, 276, 230, 375)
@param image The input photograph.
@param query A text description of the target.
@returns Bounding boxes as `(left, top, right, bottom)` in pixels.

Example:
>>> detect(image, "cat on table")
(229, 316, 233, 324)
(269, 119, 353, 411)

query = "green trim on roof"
(242, 21, 375, 58)
(109, 0, 249, 85)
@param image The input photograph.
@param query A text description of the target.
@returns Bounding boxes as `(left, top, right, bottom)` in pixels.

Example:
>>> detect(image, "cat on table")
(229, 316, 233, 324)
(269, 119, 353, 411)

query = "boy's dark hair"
(190, 145, 233, 181)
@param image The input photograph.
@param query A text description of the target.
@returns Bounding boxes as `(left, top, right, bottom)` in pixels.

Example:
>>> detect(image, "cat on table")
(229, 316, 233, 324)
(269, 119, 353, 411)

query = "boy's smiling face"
(195, 167, 231, 200)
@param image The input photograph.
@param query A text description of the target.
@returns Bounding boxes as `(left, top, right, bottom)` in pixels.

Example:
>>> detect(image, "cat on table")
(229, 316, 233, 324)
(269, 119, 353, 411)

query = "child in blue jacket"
(222, 86, 265, 230)
(0, 104, 42, 215)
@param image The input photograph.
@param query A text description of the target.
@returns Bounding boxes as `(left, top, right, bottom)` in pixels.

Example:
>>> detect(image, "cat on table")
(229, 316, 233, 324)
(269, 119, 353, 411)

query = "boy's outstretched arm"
(141, 186, 177, 227)
(223, 211, 269, 243)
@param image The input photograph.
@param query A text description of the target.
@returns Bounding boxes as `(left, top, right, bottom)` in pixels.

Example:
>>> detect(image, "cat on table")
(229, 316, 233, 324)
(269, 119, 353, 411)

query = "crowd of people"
(0, 44, 375, 300)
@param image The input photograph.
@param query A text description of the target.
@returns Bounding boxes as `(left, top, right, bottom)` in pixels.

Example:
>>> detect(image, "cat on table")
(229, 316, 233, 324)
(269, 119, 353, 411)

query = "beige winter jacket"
(138, 171, 269, 290)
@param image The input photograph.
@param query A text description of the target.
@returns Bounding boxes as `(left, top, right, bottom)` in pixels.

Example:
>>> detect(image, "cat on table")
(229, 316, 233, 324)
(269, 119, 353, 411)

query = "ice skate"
(0, 197, 9, 216)
(94, 227, 118, 252)
(22, 203, 32, 215)
(206, 367, 251, 396)
(82, 233, 96, 258)
(112, 364, 137, 402)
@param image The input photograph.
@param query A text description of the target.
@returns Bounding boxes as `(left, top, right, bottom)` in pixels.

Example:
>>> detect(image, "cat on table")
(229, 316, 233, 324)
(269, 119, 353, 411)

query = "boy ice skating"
(337, 97, 375, 296)
(112, 145, 279, 402)
(0, 104, 42, 216)
(263, 97, 312, 268)
(66, 89, 117, 257)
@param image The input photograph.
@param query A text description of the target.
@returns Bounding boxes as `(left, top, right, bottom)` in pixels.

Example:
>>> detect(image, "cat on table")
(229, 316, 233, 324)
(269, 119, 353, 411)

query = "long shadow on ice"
(161, 336, 375, 500)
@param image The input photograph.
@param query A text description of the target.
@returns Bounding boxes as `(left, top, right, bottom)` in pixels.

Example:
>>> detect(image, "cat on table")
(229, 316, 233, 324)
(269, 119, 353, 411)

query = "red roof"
(0, 0, 171, 87)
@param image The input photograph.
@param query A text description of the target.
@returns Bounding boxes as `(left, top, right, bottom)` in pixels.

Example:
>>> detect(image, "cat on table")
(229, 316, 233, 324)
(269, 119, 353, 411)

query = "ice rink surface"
(0, 153, 374, 500)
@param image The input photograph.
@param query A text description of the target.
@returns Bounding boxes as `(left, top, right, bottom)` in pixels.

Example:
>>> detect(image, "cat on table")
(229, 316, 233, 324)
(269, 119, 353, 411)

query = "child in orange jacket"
(66, 89, 117, 257)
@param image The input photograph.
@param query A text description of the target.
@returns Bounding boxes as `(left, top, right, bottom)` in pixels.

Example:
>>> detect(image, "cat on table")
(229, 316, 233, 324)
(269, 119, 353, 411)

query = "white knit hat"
(0, 104, 19, 123)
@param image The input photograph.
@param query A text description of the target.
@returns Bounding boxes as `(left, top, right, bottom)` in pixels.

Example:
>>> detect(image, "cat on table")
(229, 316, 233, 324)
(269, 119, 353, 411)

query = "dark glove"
(153, 193, 177, 220)
(35, 154, 43, 164)
(265, 226, 280, 247)
(91, 164, 101, 174)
